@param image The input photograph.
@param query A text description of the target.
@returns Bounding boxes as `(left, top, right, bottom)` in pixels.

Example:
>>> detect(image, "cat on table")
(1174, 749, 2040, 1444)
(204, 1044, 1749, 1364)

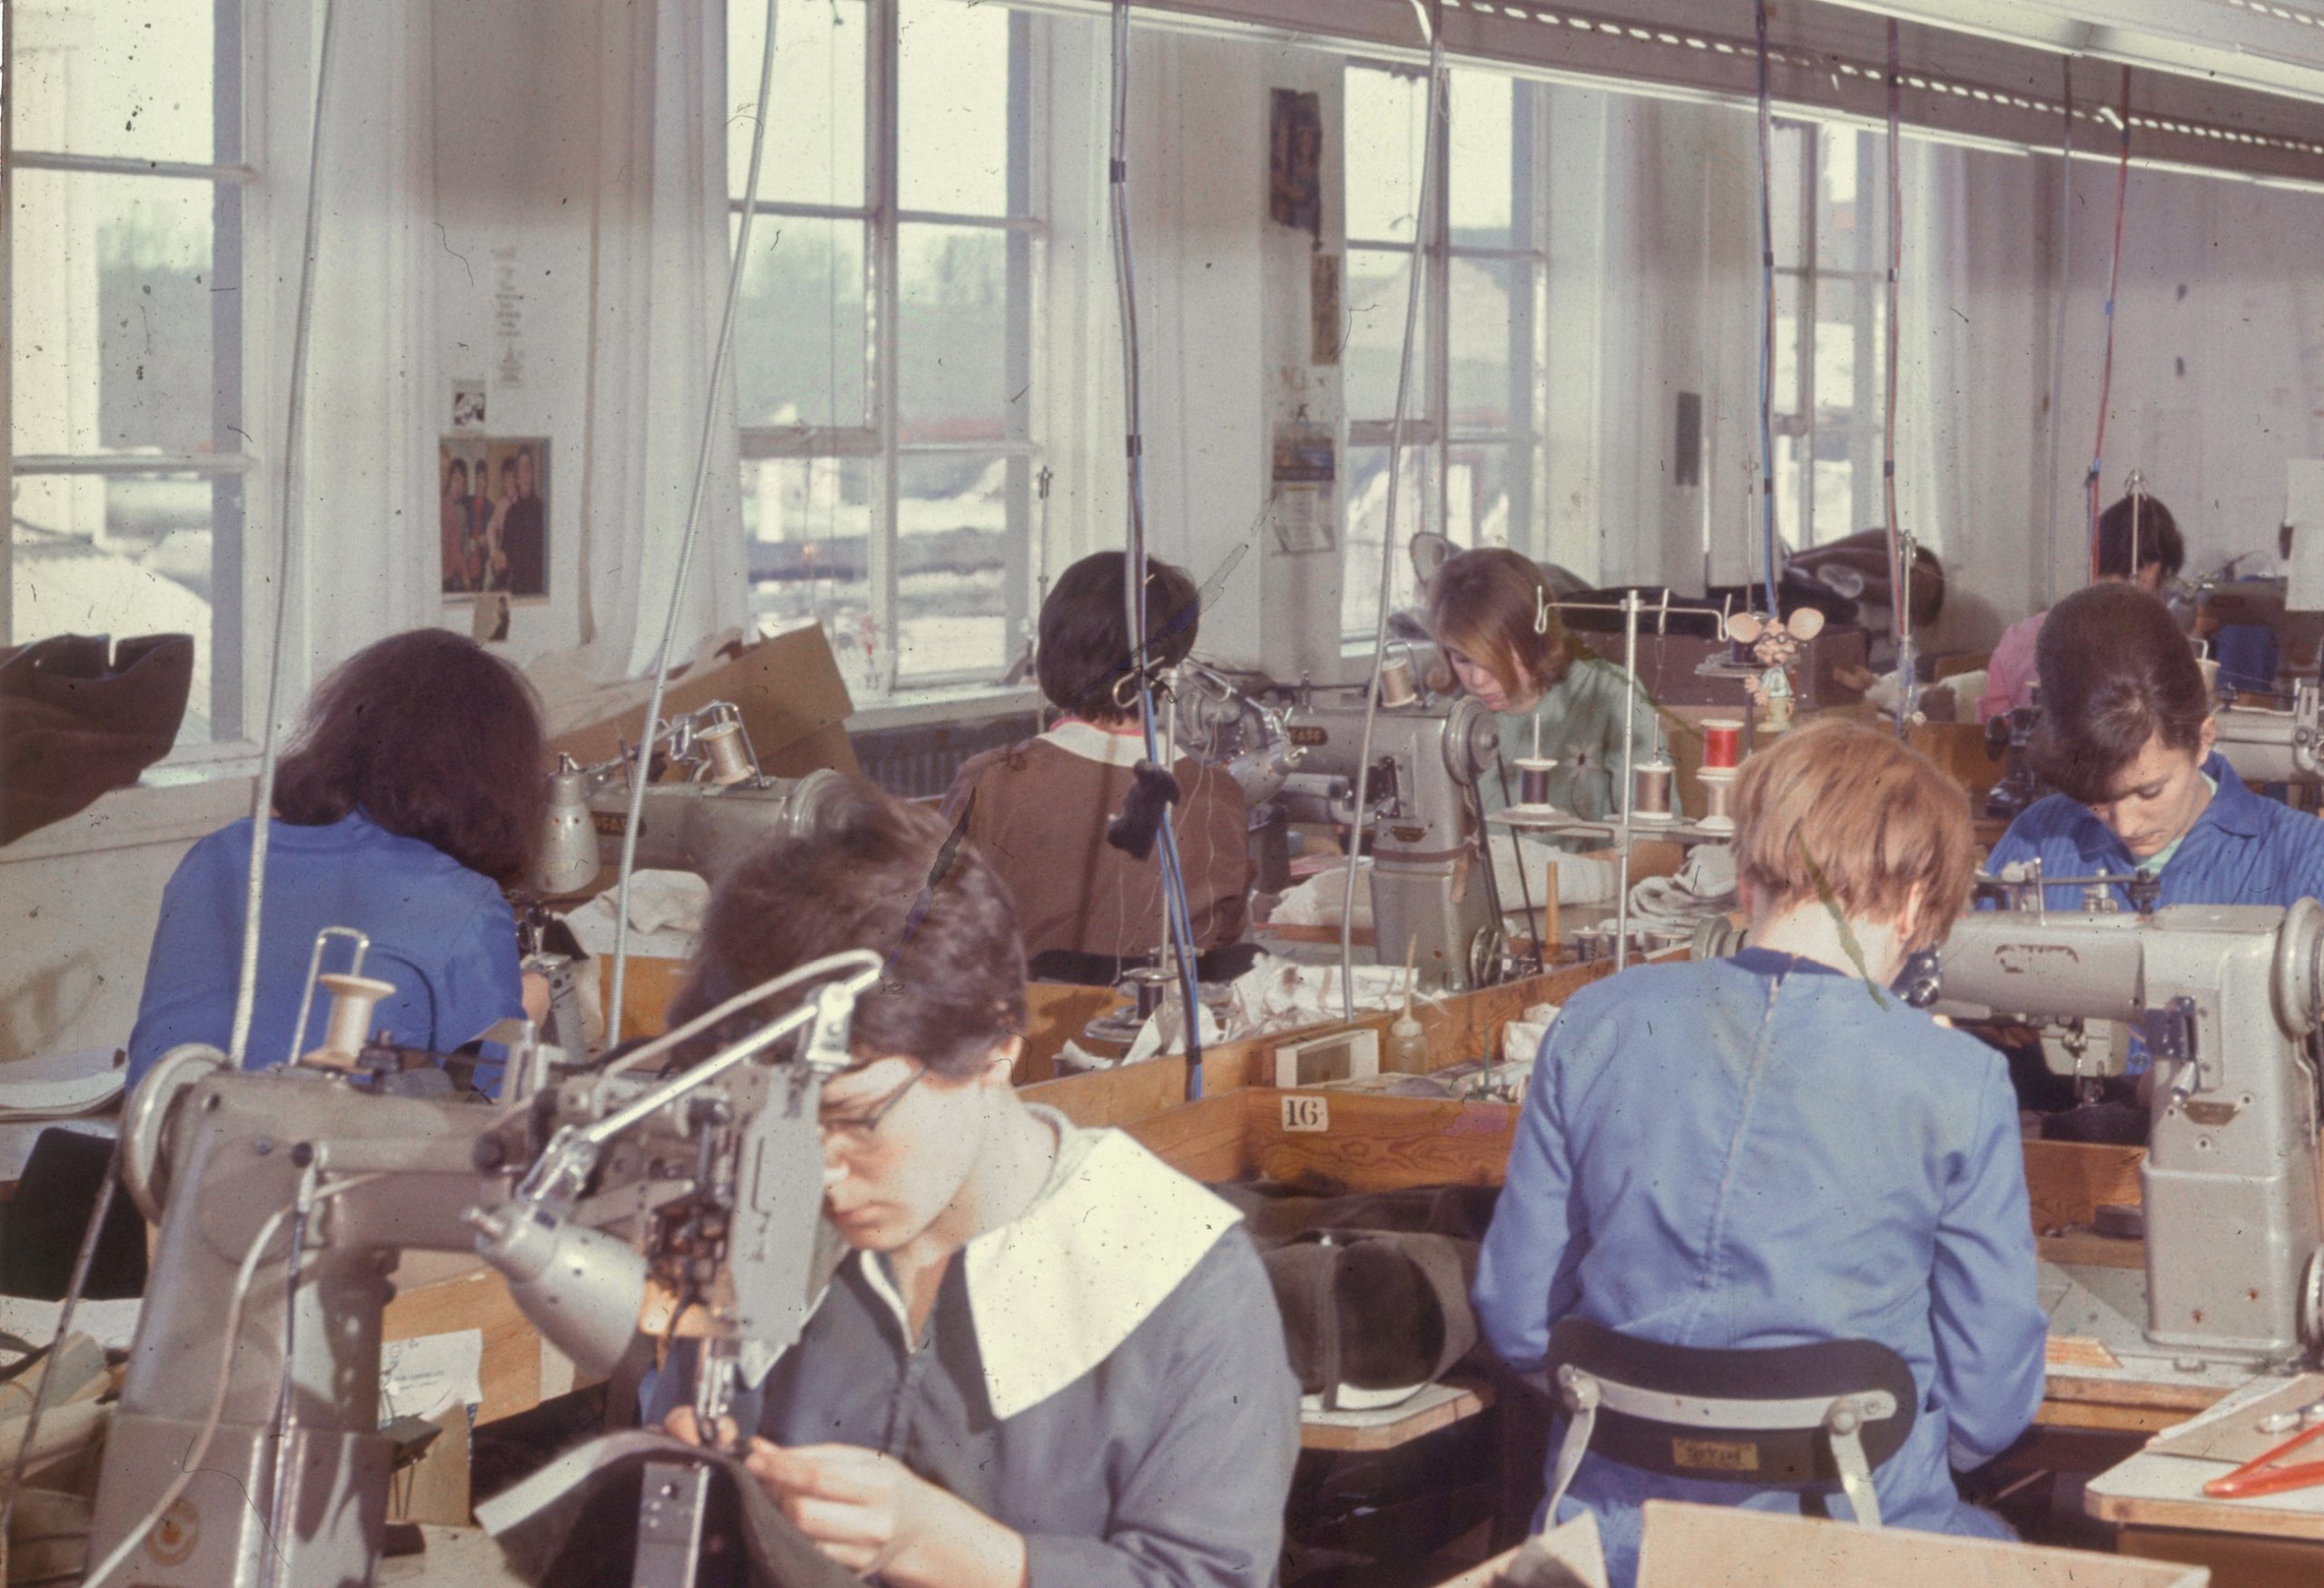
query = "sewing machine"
(1175, 663, 1507, 991)
(532, 700, 852, 896)
(1917, 893, 2324, 1366)
(2214, 677, 2324, 788)
(85, 951, 877, 1586)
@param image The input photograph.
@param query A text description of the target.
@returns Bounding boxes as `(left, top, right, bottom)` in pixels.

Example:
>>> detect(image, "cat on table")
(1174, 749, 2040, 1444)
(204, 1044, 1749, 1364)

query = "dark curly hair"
(273, 629, 547, 884)
(668, 782, 1028, 1080)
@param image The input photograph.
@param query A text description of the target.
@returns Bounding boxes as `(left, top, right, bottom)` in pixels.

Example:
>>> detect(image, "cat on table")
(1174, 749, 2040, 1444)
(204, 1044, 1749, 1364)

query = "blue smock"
(127, 810, 524, 1090)
(1984, 752, 2324, 913)
(1472, 950, 2045, 1588)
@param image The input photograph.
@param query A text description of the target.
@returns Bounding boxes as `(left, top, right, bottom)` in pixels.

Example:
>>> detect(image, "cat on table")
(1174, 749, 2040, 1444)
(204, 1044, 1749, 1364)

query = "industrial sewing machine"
(532, 700, 852, 897)
(1175, 659, 1508, 991)
(84, 948, 879, 1586)
(2214, 676, 2324, 788)
(1919, 891, 2324, 1366)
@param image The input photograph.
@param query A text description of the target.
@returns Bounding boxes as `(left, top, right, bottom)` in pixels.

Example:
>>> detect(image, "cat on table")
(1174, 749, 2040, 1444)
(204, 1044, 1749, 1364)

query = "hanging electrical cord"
(2042, 59, 2075, 588)
(1108, 0, 1206, 1093)
(2085, 65, 2135, 579)
(225, 0, 343, 1070)
(1753, 0, 1779, 617)
(1338, 0, 1448, 1023)
(1882, 19, 1910, 734)
(606, 0, 786, 1035)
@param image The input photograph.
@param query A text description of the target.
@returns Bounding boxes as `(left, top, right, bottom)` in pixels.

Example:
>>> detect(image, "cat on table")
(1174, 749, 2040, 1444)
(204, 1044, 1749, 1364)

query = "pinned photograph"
(439, 438, 549, 599)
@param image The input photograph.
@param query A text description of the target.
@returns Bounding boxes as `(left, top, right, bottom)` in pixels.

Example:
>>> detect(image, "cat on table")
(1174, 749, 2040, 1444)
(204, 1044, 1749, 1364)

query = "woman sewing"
(941, 550, 1250, 975)
(1425, 547, 1669, 824)
(655, 785, 1300, 1587)
(1985, 581, 2324, 911)
(1474, 720, 2046, 1588)
(127, 628, 546, 1089)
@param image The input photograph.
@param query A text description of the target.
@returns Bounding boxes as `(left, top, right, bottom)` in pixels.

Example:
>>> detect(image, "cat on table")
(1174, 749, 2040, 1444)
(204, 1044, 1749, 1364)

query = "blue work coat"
(1472, 951, 2046, 1588)
(1985, 753, 2324, 914)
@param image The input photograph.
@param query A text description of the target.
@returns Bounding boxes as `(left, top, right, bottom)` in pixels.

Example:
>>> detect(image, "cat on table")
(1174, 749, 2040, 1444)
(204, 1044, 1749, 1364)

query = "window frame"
(1341, 59, 1544, 638)
(730, 0, 1044, 696)
(1772, 118, 1885, 549)
(2, 0, 261, 760)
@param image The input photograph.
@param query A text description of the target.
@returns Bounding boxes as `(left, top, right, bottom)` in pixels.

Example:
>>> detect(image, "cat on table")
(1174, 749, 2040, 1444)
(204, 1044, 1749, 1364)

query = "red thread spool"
(1702, 719, 1743, 771)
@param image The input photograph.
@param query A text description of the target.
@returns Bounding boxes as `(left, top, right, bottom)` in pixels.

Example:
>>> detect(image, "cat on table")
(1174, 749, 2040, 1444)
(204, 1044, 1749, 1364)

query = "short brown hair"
(2031, 583, 2211, 805)
(274, 629, 546, 884)
(1426, 547, 1569, 698)
(1732, 718, 1974, 952)
(1037, 552, 1201, 724)
(669, 782, 1028, 1080)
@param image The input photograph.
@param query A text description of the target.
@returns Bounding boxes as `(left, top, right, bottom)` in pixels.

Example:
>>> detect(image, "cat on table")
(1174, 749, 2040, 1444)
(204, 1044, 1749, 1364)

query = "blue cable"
(1755, 0, 1779, 615)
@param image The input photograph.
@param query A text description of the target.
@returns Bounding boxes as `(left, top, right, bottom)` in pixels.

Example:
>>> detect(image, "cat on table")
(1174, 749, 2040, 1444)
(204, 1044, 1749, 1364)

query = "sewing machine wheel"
(2304, 1246, 2324, 1350)
(1466, 923, 1506, 990)
(120, 1042, 229, 1223)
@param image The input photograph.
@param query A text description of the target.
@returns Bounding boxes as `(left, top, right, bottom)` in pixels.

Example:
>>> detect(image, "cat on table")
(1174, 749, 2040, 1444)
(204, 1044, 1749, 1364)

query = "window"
(1341, 63, 1541, 636)
(5, 0, 252, 748)
(1769, 121, 1889, 549)
(730, 0, 1041, 695)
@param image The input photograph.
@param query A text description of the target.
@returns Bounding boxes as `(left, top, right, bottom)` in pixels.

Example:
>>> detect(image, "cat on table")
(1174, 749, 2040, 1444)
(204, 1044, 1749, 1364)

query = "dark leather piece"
(0, 632, 193, 844)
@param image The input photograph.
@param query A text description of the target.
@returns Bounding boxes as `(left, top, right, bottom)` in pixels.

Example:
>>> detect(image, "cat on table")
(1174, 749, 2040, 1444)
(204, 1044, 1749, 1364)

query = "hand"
(521, 970, 552, 1025)
(743, 1442, 1027, 1588)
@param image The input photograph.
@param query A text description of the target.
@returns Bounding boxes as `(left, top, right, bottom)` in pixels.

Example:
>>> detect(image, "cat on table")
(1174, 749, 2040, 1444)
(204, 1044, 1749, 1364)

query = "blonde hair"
(1425, 547, 1569, 700)
(1731, 718, 1974, 952)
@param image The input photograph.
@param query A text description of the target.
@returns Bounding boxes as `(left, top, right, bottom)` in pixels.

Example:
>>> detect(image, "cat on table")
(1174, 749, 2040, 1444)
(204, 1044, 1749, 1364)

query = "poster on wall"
(439, 437, 550, 600)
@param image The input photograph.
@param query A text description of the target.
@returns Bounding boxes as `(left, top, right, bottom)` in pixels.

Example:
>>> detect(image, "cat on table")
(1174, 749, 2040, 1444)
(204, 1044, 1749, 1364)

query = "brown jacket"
(940, 722, 1250, 961)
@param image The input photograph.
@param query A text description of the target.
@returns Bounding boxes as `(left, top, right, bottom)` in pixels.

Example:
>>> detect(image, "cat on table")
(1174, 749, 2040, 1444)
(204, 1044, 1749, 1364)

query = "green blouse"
(1477, 656, 1671, 823)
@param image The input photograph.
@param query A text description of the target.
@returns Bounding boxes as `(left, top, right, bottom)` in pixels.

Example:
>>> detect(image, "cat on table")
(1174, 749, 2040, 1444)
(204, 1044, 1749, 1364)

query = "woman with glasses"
(652, 783, 1299, 1588)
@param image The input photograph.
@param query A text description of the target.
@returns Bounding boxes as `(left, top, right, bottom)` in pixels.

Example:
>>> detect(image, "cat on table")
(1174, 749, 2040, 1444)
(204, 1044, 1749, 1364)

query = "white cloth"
(1626, 843, 1738, 929)
(1270, 859, 1374, 930)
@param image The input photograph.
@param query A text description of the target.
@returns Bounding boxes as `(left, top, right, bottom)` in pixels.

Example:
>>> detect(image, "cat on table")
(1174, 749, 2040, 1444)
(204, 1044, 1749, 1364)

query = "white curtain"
(574, 0, 753, 681)
(272, 0, 438, 697)
(1893, 138, 1971, 591)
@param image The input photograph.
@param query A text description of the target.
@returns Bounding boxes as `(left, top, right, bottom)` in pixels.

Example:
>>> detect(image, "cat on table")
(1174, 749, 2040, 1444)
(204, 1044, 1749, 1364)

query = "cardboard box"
(533, 625, 860, 781)
(1437, 1502, 2210, 1588)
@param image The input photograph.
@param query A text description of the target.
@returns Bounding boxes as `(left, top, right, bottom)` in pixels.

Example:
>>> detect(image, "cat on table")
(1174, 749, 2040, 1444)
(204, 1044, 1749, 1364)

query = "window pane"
(1343, 247, 1430, 424)
(12, 172, 222, 457)
(11, 472, 231, 744)
(1814, 278, 1860, 414)
(1344, 64, 1425, 243)
(12, 0, 219, 164)
(731, 216, 868, 431)
(1446, 444, 1513, 550)
(729, 0, 867, 208)
(1813, 439, 1857, 546)
(1448, 68, 1512, 250)
(1817, 127, 1882, 274)
(899, 225, 1013, 445)
(1449, 258, 1513, 435)
(1341, 445, 1431, 635)
(1774, 431, 1805, 553)
(899, 0, 1011, 217)
(743, 456, 879, 694)
(1772, 271, 1801, 418)
(897, 454, 1013, 682)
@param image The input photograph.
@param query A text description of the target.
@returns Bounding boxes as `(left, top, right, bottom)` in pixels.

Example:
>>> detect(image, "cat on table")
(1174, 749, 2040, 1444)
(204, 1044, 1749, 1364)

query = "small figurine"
(1726, 608, 1827, 735)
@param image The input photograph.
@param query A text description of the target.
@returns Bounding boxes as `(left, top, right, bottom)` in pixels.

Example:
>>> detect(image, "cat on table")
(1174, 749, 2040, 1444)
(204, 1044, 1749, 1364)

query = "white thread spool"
(308, 972, 398, 1069)
(1630, 758, 1676, 824)
(1696, 767, 1738, 834)
(697, 720, 753, 785)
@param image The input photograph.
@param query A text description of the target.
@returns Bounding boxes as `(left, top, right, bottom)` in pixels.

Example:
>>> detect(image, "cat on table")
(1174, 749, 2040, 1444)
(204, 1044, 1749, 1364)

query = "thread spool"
(307, 972, 398, 1070)
(1379, 654, 1420, 708)
(1514, 756, 1558, 810)
(697, 720, 754, 785)
(1630, 758, 1676, 824)
(1702, 719, 1743, 771)
(1125, 966, 1174, 1022)
(1697, 767, 1738, 834)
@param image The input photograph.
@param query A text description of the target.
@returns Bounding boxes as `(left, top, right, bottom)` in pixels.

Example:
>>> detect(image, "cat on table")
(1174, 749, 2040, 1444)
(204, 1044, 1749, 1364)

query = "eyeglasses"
(817, 1065, 926, 1151)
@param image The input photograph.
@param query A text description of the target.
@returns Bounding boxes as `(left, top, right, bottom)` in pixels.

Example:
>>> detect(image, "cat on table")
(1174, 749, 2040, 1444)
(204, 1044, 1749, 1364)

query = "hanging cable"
(1337, 1, 1448, 1022)
(225, 0, 342, 1070)
(606, 0, 786, 1035)
(1753, 0, 1779, 616)
(1108, 0, 1206, 1095)
(1882, 19, 1910, 735)
(2042, 59, 2075, 592)
(2085, 65, 2134, 580)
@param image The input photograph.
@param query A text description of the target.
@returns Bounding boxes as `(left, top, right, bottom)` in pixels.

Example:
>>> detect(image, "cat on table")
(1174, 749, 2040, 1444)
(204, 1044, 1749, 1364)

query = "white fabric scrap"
(1269, 860, 1373, 929)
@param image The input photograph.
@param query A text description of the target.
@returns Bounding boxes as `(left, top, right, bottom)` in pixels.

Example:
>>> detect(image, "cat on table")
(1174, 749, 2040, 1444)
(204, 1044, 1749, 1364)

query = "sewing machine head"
(2214, 676, 2324, 788)
(1920, 898, 2324, 1366)
(532, 702, 852, 895)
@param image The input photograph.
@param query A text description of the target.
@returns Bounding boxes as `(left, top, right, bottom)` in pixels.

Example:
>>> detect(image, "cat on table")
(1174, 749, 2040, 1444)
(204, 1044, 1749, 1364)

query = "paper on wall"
(380, 1329, 486, 1425)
